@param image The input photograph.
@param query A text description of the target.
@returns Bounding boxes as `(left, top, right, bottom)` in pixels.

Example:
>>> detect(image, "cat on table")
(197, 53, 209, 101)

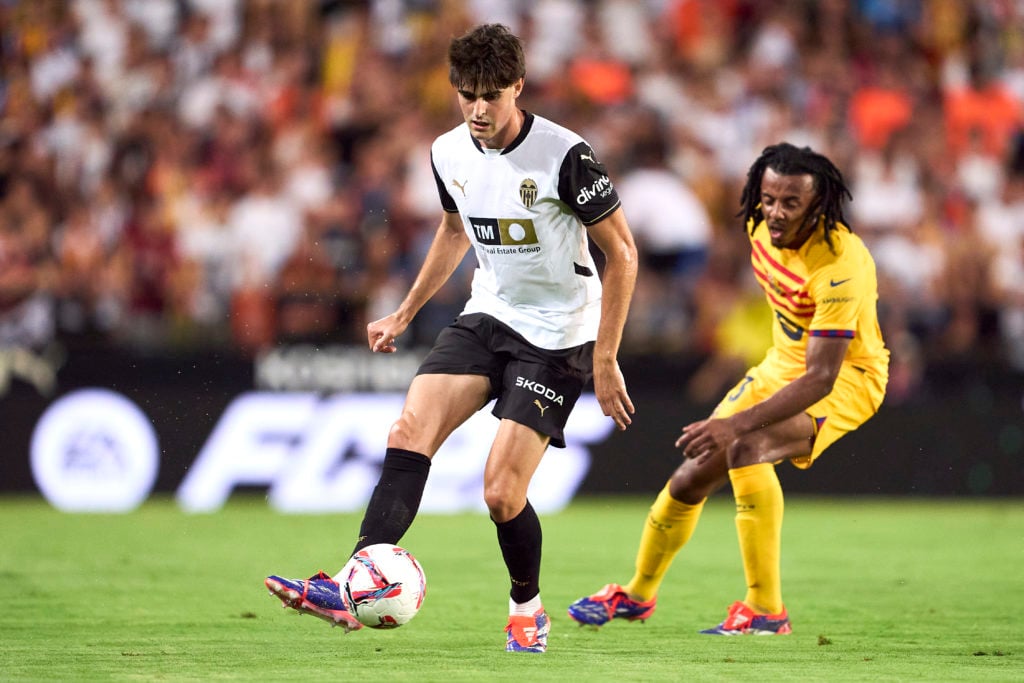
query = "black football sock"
(494, 501, 542, 604)
(351, 448, 431, 555)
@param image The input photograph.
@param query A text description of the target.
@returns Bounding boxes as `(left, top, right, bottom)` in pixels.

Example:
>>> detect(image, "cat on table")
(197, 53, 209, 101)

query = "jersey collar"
(469, 110, 534, 155)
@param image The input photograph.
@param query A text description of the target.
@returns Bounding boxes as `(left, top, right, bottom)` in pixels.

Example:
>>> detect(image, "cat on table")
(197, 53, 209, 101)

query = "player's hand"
(593, 359, 634, 431)
(675, 418, 735, 463)
(366, 314, 407, 353)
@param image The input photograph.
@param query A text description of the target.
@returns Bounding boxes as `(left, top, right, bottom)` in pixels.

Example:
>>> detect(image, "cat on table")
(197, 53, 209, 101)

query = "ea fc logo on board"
(31, 388, 159, 512)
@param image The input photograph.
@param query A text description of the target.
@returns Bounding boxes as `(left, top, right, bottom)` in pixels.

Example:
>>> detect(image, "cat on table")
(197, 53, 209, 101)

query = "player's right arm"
(367, 211, 470, 353)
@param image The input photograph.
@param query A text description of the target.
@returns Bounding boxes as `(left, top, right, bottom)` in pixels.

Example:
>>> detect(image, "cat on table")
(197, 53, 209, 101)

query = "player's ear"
(809, 199, 823, 223)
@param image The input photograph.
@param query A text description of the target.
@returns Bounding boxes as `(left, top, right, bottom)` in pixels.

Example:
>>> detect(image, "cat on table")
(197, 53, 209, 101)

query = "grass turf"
(1, 494, 1021, 682)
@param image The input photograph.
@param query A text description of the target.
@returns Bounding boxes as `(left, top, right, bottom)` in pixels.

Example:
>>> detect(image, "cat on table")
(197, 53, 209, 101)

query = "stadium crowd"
(1, 0, 1022, 404)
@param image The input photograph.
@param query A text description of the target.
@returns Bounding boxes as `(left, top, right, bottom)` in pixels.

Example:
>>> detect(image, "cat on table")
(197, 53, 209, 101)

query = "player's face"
(457, 78, 524, 149)
(760, 168, 820, 250)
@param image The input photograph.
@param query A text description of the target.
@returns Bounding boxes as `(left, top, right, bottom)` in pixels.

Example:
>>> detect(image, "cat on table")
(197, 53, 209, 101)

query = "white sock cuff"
(509, 594, 542, 616)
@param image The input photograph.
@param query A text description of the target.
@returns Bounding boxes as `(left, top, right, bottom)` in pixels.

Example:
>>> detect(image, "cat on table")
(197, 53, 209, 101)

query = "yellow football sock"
(729, 462, 784, 614)
(625, 484, 705, 601)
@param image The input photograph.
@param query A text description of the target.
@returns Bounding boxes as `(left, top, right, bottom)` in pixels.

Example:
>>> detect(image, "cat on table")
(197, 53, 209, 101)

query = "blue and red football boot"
(505, 608, 550, 653)
(567, 583, 657, 627)
(265, 571, 362, 633)
(700, 600, 792, 635)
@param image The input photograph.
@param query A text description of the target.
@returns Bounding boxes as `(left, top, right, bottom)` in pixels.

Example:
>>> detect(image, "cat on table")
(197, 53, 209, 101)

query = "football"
(339, 544, 426, 628)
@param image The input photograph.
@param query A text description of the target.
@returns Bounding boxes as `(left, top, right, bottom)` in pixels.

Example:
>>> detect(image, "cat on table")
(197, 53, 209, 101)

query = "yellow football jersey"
(747, 218, 889, 387)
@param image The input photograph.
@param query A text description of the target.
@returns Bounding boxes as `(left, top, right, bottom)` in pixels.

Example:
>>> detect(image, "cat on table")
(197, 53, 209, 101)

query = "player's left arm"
(729, 333, 850, 435)
(677, 334, 850, 458)
(587, 206, 638, 431)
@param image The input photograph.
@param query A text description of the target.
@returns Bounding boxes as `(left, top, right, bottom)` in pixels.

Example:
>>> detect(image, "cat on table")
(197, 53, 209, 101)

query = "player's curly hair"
(448, 24, 526, 93)
(738, 142, 852, 252)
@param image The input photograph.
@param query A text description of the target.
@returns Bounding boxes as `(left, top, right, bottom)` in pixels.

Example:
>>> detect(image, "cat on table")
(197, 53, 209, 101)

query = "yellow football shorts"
(711, 359, 886, 469)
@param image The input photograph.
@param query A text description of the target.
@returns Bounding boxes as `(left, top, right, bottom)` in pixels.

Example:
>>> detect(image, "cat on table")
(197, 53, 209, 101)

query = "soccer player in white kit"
(266, 23, 638, 653)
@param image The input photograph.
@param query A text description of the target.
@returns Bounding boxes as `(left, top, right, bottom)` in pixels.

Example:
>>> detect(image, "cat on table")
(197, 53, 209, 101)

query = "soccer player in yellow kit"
(569, 142, 889, 635)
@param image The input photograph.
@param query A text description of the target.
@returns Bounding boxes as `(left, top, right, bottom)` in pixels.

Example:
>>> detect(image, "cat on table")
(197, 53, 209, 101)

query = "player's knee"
(667, 479, 704, 505)
(483, 485, 522, 523)
(387, 412, 422, 451)
(669, 453, 728, 503)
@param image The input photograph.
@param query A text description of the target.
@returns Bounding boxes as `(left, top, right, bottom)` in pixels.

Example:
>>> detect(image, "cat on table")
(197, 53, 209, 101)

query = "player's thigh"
(730, 412, 817, 467)
(668, 412, 815, 500)
(389, 373, 491, 456)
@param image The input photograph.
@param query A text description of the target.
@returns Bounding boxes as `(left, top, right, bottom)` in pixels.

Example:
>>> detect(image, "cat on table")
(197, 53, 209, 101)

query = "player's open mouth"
(471, 120, 489, 130)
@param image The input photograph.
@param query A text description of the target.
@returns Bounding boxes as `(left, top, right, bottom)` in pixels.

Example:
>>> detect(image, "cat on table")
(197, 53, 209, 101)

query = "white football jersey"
(430, 112, 621, 350)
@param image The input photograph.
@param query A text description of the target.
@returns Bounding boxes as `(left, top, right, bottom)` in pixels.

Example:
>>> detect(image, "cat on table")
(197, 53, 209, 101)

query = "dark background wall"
(2, 349, 1022, 498)
(585, 357, 1024, 497)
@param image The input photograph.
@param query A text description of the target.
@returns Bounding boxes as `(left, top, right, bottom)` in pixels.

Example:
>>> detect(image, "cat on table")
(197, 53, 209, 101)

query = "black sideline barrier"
(2, 347, 1021, 500)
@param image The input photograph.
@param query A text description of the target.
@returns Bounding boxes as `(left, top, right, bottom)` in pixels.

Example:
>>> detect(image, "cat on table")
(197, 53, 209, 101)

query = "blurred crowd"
(1, 0, 1022, 403)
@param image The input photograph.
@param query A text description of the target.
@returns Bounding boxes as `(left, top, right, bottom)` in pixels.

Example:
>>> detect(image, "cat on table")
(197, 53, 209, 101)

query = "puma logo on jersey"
(451, 178, 468, 197)
(533, 399, 549, 416)
(580, 151, 595, 163)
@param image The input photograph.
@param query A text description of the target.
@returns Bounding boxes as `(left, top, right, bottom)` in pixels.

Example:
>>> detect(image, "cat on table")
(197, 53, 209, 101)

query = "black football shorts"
(416, 313, 594, 448)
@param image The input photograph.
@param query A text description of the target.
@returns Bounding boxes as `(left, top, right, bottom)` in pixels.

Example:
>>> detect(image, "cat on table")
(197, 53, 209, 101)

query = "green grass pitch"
(1, 494, 1021, 682)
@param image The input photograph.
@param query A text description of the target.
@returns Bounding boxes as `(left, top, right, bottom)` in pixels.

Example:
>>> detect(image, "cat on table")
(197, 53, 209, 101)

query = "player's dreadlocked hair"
(448, 24, 526, 93)
(738, 142, 852, 252)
